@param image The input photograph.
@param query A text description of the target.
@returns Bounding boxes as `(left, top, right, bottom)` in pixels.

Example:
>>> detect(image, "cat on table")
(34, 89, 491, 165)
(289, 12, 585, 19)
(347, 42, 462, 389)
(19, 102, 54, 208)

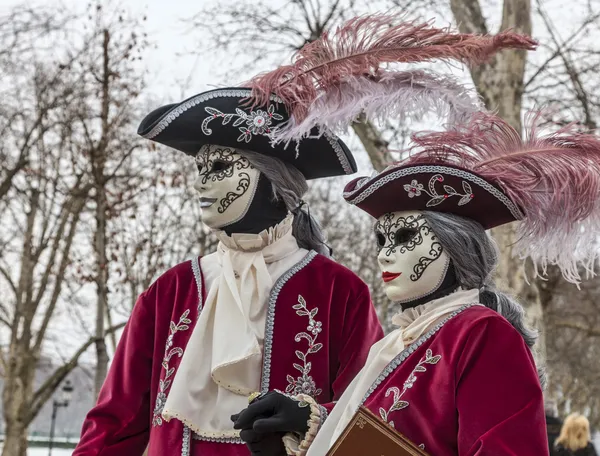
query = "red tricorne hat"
(343, 111, 600, 285)
(343, 163, 522, 230)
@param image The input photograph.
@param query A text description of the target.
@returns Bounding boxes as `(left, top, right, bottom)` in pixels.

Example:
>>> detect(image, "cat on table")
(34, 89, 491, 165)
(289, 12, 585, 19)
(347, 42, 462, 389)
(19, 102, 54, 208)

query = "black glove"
(231, 391, 311, 434)
(238, 428, 286, 455)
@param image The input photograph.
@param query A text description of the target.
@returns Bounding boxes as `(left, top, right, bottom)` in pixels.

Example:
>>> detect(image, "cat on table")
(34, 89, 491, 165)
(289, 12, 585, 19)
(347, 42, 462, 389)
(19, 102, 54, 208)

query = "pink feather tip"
(243, 13, 538, 123)
(403, 111, 600, 285)
(267, 69, 484, 145)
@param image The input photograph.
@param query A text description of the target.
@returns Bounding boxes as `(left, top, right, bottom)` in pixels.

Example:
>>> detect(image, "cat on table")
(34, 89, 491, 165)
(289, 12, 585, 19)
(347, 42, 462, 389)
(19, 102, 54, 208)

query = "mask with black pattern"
(374, 210, 451, 304)
(193, 144, 287, 233)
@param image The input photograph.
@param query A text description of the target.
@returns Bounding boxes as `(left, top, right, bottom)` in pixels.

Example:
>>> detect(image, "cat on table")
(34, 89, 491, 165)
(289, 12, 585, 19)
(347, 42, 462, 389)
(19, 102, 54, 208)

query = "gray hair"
(422, 211, 546, 386)
(239, 149, 330, 256)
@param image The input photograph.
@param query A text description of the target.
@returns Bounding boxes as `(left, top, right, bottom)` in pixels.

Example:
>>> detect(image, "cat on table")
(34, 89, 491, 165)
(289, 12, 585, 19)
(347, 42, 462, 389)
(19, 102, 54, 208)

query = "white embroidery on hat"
(201, 104, 284, 143)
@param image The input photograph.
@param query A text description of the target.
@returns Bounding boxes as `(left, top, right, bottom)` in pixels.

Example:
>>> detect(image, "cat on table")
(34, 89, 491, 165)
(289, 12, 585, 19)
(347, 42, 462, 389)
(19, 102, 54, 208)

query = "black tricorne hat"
(137, 88, 357, 180)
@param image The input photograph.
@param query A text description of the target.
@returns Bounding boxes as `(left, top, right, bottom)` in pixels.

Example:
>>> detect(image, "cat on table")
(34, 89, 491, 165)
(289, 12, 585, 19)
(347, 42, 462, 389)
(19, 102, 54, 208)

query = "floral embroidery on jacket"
(286, 295, 323, 397)
(153, 310, 192, 427)
(379, 348, 441, 428)
(201, 104, 284, 143)
(404, 174, 474, 207)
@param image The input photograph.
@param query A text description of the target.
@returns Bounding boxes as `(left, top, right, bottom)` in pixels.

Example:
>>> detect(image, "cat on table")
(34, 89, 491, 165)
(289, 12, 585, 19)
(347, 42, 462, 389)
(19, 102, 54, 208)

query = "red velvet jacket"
(362, 304, 548, 455)
(74, 251, 383, 456)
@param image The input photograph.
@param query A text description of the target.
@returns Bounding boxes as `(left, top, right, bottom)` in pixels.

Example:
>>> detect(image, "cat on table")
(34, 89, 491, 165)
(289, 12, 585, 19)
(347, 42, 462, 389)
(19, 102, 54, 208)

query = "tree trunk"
(2, 346, 37, 456)
(1, 421, 28, 456)
(93, 28, 111, 399)
(351, 116, 391, 172)
(2, 191, 40, 456)
(93, 186, 109, 398)
(449, 0, 547, 374)
(105, 300, 118, 353)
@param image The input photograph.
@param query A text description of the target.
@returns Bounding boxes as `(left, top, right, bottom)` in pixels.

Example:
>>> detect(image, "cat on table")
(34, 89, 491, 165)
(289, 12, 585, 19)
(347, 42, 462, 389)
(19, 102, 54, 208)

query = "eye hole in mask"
(393, 228, 417, 245)
(376, 232, 386, 248)
(211, 160, 231, 173)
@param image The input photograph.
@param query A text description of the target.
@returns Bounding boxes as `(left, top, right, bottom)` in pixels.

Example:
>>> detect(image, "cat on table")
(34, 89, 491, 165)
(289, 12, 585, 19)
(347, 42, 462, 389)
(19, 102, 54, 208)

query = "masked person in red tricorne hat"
(235, 109, 600, 455)
(229, 13, 600, 456)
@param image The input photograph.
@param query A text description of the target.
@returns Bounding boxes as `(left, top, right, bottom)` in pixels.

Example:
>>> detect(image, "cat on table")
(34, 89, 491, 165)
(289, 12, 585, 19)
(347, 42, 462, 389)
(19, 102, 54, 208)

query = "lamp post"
(48, 380, 73, 456)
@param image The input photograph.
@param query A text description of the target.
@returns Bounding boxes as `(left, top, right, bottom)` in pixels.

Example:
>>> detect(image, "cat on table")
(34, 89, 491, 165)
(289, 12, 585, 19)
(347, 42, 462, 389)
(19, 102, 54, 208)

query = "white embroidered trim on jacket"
(153, 309, 192, 427)
(182, 426, 190, 456)
(154, 258, 203, 427)
(261, 251, 318, 393)
(191, 256, 203, 316)
(379, 348, 441, 428)
(285, 294, 323, 397)
(360, 304, 475, 406)
(192, 433, 244, 444)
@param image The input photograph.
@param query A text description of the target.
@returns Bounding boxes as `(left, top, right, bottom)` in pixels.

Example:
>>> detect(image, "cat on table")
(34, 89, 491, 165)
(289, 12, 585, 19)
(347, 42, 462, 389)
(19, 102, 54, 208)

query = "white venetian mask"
(193, 145, 260, 229)
(374, 210, 450, 304)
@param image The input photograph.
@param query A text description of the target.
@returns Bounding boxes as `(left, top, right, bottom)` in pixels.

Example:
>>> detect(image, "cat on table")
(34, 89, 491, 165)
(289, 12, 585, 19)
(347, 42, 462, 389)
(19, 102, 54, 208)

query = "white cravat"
(307, 289, 481, 455)
(162, 214, 307, 439)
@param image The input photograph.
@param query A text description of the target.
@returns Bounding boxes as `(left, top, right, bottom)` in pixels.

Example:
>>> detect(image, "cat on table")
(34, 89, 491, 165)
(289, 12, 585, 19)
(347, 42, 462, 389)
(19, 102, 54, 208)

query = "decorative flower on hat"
(245, 105, 284, 135)
(404, 180, 424, 198)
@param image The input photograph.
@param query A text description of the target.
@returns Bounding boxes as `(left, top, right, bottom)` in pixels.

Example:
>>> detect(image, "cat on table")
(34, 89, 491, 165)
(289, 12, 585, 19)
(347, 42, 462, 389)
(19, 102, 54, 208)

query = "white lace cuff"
(282, 394, 324, 455)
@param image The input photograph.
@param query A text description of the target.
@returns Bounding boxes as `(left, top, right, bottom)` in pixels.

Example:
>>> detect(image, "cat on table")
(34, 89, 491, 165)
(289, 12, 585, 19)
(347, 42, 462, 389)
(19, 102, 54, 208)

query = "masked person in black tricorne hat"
(73, 86, 385, 455)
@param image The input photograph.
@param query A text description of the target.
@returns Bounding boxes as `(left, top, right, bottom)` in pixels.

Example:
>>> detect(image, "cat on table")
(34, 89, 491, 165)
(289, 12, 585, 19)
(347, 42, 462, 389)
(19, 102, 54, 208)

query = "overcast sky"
(1, 0, 228, 96)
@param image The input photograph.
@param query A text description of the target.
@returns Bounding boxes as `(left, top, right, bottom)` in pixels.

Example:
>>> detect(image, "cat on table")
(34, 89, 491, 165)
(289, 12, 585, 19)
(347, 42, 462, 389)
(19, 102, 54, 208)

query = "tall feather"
(403, 111, 600, 284)
(245, 14, 537, 125)
(268, 70, 484, 145)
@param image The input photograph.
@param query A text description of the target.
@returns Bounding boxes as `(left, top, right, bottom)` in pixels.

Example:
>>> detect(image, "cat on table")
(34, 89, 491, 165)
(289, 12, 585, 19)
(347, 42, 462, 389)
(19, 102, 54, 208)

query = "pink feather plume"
(267, 69, 484, 145)
(403, 111, 600, 284)
(244, 13, 537, 129)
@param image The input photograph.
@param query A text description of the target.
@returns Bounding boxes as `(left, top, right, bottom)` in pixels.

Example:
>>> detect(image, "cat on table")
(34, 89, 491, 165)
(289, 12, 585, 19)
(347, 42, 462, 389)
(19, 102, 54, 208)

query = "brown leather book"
(326, 406, 429, 456)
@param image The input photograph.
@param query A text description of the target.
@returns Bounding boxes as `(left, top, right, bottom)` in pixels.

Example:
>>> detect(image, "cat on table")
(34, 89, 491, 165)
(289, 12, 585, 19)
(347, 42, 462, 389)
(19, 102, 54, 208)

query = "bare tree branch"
(551, 321, 600, 337)
(33, 192, 88, 352)
(524, 11, 600, 89)
(27, 321, 127, 424)
(536, 0, 598, 129)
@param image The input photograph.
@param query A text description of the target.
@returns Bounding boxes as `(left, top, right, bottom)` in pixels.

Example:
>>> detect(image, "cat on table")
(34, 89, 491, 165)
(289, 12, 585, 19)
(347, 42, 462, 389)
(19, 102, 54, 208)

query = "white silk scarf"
(162, 215, 305, 439)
